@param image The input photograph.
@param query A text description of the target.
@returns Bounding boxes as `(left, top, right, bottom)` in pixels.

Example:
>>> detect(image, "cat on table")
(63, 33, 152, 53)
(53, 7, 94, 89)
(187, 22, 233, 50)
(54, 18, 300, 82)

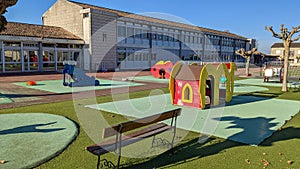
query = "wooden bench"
(86, 108, 182, 169)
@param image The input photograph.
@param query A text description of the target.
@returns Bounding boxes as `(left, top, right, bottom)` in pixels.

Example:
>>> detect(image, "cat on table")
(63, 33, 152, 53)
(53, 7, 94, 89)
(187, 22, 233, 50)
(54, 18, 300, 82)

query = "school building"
(0, 0, 255, 73)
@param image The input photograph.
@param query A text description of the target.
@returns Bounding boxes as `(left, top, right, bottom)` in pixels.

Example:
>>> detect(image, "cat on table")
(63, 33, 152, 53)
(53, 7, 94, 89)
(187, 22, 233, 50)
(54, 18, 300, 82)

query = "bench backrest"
(102, 108, 182, 138)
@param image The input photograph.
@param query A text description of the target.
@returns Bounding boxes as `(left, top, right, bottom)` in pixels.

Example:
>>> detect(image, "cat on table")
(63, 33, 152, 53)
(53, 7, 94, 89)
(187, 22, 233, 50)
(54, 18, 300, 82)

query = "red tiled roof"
(70, 1, 248, 40)
(271, 42, 300, 48)
(0, 22, 83, 41)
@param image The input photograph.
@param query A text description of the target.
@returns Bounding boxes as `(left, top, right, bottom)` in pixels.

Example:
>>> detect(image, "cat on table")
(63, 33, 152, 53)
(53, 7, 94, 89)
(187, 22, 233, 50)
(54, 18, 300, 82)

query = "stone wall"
(42, 0, 84, 39)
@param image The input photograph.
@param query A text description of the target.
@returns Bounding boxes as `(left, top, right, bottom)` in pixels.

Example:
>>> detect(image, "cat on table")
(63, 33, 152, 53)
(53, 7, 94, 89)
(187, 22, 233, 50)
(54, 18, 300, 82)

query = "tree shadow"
(126, 116, 300, 169)
(99, 84, 119, 87)
(224, 95, 274, 107)
(0, 122, 65, 135)
(0, 92, 70, 99)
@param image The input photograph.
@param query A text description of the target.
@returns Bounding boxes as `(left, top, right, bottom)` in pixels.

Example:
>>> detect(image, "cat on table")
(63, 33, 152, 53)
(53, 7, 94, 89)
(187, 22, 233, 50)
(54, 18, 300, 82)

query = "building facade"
(0, 0, 255, 73)
(271, 43, 300, 64)
(43, 0, 255, 72)
(0, 22, 84, 73)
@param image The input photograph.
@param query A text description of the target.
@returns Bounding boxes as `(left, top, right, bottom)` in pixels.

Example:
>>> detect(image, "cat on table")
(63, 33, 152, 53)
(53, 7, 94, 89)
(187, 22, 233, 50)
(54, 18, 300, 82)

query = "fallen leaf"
(262, 159, 270, 167)
(245, 159, 250, 164)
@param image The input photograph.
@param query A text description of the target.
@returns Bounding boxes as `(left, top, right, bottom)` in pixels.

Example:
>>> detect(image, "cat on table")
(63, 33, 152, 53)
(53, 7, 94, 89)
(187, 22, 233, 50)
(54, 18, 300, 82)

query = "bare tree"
(265, 24, 300, 92)
(235, 48, 263, 76)
(0, 0, 18, 31)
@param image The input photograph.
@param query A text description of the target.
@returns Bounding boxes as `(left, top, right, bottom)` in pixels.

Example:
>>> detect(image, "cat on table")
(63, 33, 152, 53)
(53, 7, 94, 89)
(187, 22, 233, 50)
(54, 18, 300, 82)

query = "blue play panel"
(86, 94, 300, 145)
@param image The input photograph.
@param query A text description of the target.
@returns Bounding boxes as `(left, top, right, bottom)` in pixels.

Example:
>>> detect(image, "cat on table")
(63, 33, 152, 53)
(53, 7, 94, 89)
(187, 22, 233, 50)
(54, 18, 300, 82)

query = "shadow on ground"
(125, 116, 300, 169)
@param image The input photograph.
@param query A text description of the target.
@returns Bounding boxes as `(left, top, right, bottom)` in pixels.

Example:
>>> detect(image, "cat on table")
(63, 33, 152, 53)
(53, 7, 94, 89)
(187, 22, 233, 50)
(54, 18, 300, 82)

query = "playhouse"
(150, 60, 173, 79)
(169, 62, 237, 109)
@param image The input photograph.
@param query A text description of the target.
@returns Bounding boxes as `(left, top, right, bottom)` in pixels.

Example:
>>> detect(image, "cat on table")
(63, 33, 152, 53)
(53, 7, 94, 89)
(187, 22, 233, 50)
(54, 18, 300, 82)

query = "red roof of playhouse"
(172, 64, 204, 80)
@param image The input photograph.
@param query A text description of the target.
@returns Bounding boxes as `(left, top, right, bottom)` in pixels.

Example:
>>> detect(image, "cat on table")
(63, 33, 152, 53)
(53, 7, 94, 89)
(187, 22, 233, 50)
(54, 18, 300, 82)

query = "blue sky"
(4, 0, 300, 53)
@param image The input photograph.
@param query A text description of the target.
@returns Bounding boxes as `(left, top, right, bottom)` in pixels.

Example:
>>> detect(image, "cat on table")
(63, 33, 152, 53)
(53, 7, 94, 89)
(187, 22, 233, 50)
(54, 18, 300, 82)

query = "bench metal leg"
(97, 155, 101, 169)
(151, 135, 156, 148)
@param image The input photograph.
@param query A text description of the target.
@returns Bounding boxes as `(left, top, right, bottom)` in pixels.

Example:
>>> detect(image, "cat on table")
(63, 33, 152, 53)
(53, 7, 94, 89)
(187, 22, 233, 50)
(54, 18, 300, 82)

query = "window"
(182, 83, 193, 103)
(276, 50, 281, 54)
(83, 13, 89, 18)
(158, 34, 163, 40)
(134, 53, 141, 61)
(135, 29, 142, 38)
(117, 26, 126, 37)
(142, 53, 148, 61)
(127, 27, 134, 37)
(103, 33, 107, 42)
(151, 53, 157, 60)
(117, 52, 126, 61)
(4, 42, 20, 47)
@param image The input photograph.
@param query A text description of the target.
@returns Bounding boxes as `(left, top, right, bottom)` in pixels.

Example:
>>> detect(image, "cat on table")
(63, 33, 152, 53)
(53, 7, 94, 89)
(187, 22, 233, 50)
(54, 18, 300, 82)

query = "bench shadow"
(0, 122, 65, 135)
(126, 116, 299, 169)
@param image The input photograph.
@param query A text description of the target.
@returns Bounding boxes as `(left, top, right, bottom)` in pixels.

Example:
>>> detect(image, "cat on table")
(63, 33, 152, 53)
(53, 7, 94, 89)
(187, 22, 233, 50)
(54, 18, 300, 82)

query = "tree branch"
(265, 25, 282, 39)
(291, 34, 300, 42)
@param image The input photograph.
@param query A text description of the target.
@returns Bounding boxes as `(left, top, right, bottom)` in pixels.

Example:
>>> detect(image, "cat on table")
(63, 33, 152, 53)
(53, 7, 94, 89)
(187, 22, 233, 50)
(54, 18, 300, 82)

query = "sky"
(4, 0, 300, 53)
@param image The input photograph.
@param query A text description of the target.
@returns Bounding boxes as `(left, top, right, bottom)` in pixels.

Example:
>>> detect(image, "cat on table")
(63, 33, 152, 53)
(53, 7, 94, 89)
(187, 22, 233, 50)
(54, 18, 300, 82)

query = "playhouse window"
(182, 83, 193, 103)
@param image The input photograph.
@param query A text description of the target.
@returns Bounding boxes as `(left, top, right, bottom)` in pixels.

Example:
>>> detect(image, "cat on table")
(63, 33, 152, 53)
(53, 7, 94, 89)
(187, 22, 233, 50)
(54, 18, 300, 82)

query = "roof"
(271, 42, 300, 48)
(69, 0, 248, 40)
(0, 22, 83, 41)
(174, 64, 204, 80)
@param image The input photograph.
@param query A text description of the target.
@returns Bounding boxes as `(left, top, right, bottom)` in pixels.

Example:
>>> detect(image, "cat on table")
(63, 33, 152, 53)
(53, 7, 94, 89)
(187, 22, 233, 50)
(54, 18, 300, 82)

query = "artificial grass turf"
(0, 113, 78, 169)
(0, 87, 299, 169)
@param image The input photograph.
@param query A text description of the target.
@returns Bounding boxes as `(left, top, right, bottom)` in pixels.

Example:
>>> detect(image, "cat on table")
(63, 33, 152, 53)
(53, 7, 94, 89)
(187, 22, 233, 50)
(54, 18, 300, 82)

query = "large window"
(57, 51, 69, 69)
(4, 50, 22, 72)
(42, 50, 55, 71)
(23, 50, 39, 71)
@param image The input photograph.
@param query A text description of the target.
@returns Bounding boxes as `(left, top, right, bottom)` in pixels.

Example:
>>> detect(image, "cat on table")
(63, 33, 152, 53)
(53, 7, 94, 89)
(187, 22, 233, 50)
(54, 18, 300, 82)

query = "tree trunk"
(245, 57, 250, 76)
(282, 44, 290, 92)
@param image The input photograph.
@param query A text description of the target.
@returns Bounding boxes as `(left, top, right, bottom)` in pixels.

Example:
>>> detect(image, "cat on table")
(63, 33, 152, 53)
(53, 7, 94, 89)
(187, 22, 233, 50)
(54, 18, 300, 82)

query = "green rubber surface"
(14, 79, 144, 94)
(0, 113, 78, 169)
(235, 78, 283, 87)
(86, 94, 300, 145)
(0, 94, 13, 104)
(233, 85, 268, 93)
(130, 76, 170, 83)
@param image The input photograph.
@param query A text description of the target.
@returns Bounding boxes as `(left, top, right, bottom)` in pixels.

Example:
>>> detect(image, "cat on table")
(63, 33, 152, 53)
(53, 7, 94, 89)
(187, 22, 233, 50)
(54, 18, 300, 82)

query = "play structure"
(263, 62, 283, 82)
(62, 61, 100, 87)
(150, 60, 173, 79)
(169, 62, 236, 109)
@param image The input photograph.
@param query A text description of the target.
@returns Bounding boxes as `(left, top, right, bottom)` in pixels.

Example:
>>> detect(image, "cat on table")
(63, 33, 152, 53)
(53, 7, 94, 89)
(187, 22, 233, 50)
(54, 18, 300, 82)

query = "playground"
(0, 68, 300, 169)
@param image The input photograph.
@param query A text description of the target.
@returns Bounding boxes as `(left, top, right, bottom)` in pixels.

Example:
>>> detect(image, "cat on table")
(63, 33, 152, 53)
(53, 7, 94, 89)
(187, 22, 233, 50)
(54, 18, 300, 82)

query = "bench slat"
(102, 108, 181, 138)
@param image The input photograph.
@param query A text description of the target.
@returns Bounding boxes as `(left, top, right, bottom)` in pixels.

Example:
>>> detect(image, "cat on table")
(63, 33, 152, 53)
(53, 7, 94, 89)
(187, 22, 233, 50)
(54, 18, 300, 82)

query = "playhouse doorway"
(206, 76, 214, 106)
